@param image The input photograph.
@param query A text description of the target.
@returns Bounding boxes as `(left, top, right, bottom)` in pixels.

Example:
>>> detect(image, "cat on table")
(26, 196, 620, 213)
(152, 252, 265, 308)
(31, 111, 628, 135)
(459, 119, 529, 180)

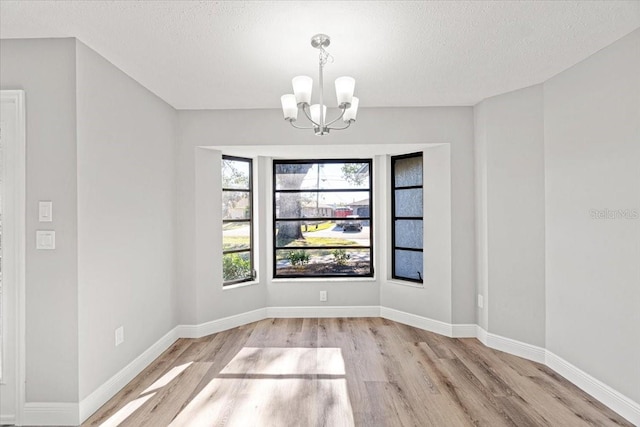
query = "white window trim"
(0, 90, 26, 424)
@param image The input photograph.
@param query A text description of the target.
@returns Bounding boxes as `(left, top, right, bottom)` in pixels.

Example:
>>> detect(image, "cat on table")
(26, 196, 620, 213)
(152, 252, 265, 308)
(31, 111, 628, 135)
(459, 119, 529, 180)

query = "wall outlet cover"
(115, 326, 124, 346)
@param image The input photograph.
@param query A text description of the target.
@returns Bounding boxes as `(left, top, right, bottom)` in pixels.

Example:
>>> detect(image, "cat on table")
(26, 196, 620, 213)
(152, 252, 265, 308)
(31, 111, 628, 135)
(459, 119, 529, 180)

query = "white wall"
(544, 29, 640, 403)
(192, 148, 268, 324)
(380, 144, 453, 323)
(75, 41, 177, 400)
(0, 37, 179, 410)
(473, 27, 640, 409)
(474, 84, 546, 347)
(0, 38, 79, 403)
(177, 107, 476, 325)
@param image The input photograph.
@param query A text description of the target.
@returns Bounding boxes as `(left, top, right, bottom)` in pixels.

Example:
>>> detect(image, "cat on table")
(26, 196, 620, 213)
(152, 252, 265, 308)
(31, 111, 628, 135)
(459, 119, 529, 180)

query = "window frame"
(391, 152, 424, 284)
(272, 158, 374, 279)
(222, 155, 255, 286)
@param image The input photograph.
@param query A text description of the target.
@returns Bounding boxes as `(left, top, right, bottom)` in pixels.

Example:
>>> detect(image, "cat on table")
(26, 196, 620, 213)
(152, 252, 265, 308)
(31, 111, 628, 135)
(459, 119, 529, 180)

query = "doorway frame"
(1, 90, 26, 425)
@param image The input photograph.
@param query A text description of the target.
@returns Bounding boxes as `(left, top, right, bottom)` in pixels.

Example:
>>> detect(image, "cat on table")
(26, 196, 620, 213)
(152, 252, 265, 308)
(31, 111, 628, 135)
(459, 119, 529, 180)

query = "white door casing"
(0, 90, 26, 426)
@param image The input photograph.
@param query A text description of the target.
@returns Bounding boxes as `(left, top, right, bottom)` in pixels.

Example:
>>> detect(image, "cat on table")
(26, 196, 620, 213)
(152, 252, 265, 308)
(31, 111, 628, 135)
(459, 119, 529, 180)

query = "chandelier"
(280, 34, 359, 136)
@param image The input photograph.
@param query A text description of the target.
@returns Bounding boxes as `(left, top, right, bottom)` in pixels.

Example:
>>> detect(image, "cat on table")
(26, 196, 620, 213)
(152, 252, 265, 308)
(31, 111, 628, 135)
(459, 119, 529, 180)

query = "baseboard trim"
(23, 402, 79, 426)
(451, 323, 478, 338)
(78, 326, 180, 423)
(177, 307, 268, 339)
(267, 305, 380, 318)
(476, 325, 488, 344)
(546, 351, 640, 426)
(0, 414, 15, 425)
(380, 306, 453, 337)
(62, 306, 637, 427)
(476, 326, 546, 364)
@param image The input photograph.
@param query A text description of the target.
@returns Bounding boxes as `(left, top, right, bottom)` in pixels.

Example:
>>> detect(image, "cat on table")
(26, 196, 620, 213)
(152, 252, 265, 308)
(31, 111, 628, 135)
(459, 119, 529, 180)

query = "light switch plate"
(38, 201, 53, 222)
(36, 230, 55, 250)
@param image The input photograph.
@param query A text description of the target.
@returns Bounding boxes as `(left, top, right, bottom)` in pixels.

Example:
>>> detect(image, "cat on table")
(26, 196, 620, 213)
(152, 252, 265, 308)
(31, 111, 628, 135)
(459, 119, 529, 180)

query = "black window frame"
(391, 152, 424, 284)
(222, 155, 255, 286)
(273, 158, 374, 279)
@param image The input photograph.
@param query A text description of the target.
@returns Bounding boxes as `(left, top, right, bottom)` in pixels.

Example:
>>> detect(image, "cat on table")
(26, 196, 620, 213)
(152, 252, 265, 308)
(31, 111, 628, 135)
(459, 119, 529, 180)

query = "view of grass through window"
(273, 159, 373, 278)
(222, 156, 254, 285)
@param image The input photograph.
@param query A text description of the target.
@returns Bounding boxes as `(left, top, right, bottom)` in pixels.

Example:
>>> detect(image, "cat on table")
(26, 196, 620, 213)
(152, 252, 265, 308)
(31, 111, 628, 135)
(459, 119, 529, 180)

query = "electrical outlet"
(477, 295, 484, 309)
(115, 326, 124, 346)
(320, 290, 327, 302)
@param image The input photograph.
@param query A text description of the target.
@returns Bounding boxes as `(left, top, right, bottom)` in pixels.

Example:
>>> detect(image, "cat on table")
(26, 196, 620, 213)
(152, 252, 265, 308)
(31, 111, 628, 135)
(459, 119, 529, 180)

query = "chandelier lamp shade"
(281, 34, 359, 136)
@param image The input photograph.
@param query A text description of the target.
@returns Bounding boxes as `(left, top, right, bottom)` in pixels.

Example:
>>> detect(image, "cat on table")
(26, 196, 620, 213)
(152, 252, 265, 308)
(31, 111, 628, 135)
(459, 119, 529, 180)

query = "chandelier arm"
(289, 120, 315, 130)
(325, 107, 347, 127)
(327, 120, 352, 131)
(302, 104, 320, 127)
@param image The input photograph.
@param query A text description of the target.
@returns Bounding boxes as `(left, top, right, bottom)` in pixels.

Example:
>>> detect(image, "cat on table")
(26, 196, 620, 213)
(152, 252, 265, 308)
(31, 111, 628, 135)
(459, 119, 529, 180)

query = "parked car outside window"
(342, 215, 362, 232)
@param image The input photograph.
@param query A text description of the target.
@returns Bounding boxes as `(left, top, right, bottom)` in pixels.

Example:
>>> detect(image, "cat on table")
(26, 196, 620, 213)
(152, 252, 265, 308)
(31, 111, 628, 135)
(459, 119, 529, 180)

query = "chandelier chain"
(318, 47, 333, 67)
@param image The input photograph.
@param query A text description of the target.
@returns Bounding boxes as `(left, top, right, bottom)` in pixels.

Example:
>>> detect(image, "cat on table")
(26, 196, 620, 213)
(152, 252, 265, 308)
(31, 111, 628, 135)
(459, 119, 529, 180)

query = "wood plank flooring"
(83, 318, 632, 427)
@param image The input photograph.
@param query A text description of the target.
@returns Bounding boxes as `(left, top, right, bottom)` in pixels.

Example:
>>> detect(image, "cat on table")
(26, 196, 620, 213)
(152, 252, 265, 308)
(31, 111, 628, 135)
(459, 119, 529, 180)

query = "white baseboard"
(78, 326, 180, 423)
(0, 414, 15, 425)
(267, 305, 380, 318)
(33, 306, 637, 427)
(23, 402, 79, 426)
(451, 323, 478, 338)
(476, 324, 488, 344)
(476, 326, 546, 364)
(546, 351, 640, 426)
(177, 307, 268, 339)
(380, 306, 453, 337)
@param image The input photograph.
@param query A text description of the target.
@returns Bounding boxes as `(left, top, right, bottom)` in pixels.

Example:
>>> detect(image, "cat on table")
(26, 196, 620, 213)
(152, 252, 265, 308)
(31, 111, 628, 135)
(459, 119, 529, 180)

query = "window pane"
(223, 252, 252, 282)
(395, 188, 423, 217)
(395, 220, 423, 249)
(275, 248, 371, 276)
(223, 191, 250, 219)
(275, 221, 369, 248)
(394, 250, 423, 282)
(222, 159, 250, 190)
(391, 153, 423, 283)
(223, 222, 250, 251)
(274, 159, 372, 279)
(275, 192, 370, 219)
(394, 155, 423, 187)
(275, 162, 370, 190)
(222, 155, 253, 286)
(319, 162, 369, 190)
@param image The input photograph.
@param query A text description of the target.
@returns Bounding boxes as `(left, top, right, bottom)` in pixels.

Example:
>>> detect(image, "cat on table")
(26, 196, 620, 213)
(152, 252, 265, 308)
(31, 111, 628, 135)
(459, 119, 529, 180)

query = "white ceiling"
(1, 1, 639, 110)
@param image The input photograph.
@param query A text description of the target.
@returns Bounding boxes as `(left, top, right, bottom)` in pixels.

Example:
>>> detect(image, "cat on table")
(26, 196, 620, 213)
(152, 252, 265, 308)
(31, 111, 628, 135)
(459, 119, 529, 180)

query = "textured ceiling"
(1, 1, 639, 110)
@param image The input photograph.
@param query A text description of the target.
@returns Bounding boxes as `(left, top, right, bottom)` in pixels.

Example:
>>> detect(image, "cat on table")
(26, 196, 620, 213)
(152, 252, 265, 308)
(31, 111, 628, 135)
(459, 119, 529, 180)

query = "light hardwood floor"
(83, 318, 632, 426)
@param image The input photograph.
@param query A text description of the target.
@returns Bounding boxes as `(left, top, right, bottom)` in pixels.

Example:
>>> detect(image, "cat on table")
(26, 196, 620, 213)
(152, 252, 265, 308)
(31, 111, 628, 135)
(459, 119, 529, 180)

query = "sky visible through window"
(280, 163, 366, 206)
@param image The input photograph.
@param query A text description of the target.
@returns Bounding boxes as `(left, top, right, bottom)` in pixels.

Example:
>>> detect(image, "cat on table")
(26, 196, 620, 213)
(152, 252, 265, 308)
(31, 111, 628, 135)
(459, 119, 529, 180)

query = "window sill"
(385, 279, 424, 289)
(271, 277, 377, 284)
(223, 280, 260, 290)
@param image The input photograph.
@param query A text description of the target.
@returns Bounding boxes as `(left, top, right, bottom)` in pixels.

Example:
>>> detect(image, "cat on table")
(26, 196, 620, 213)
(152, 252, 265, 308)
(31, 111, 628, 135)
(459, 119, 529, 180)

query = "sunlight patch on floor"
(141, 361, 193, 395)
(99, 392, 156, 427)
(169, 347, 354, 427)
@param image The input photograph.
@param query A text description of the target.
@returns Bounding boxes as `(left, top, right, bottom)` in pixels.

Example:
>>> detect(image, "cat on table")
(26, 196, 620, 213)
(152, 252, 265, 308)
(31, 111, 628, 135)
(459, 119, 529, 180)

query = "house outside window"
(273, 159, 373, 278)
(222, 156, 254, 285)
(391, 152, 424, 283)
